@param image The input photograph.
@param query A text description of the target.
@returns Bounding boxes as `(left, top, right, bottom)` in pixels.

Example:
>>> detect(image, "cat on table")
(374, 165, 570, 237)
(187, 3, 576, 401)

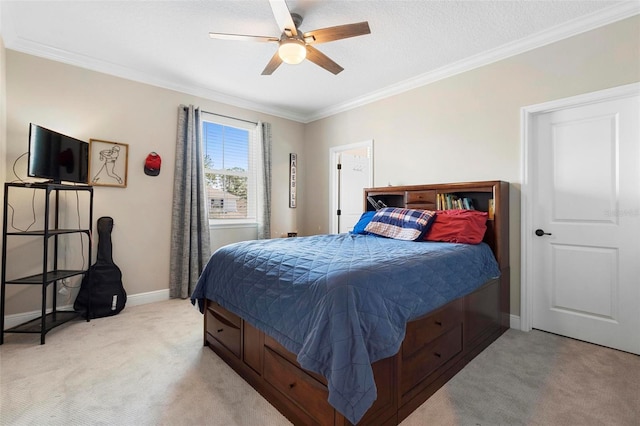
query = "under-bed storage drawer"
(400, 324, 463, 395)
(403, 299, 462, 358)
(263, 346, 334, 426)
(206, 303, 241, 358)
(264, 334, 327, 384)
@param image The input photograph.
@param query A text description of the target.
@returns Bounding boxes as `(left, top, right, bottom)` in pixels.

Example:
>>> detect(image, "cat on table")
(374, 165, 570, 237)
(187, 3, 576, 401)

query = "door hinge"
(337, 209, 341, 216)
(337, 163, 342, 170)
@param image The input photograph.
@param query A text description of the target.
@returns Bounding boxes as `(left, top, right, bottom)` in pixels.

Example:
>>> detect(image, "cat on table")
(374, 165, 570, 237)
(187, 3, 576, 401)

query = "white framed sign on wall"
(289, 153, 297, 208)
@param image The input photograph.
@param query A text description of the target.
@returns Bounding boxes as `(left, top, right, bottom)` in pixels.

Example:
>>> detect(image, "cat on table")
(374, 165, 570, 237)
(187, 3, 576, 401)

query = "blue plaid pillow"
(364, 207, 436, 241)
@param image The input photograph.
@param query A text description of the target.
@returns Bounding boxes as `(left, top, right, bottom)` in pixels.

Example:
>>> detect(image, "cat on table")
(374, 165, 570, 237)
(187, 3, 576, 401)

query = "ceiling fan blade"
(303, 22, 371, 44)
(262, 50, 284, 75)
(305, 45, 343, 75)
(209, 32, 279, 43)
(269, 0, 297, 36)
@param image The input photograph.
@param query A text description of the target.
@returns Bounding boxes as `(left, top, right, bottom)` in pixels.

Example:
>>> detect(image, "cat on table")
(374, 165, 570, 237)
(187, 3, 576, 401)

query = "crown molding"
(2, 35, 308, 123)
(2, 2, 638, 124)
(305, 2, 640, 123)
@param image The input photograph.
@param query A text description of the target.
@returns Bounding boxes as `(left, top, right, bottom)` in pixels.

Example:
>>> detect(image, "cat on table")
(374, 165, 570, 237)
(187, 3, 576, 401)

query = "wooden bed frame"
(203, 181, 510, 425)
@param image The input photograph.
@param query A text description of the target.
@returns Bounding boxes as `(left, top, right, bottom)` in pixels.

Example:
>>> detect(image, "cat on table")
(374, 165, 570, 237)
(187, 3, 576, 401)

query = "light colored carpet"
(1, 299, 638, 426)
(400, 325, 640, 426)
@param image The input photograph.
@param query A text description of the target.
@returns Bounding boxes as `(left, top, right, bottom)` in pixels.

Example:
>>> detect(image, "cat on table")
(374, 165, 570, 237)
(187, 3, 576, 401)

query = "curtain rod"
(201, 110, 258, 125)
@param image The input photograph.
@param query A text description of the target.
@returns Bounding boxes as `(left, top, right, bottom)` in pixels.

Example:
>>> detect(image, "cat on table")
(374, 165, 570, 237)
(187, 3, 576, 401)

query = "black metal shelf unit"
(1, 182, 93, 344)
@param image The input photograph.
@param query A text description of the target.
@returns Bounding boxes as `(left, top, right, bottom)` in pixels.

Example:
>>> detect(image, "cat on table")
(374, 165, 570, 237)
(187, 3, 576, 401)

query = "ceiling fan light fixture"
(278, 38, 306, 64)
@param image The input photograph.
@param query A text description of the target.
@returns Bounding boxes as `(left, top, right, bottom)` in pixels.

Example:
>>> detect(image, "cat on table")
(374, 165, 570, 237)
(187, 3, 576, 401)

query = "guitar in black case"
(74, 216, 127, 318)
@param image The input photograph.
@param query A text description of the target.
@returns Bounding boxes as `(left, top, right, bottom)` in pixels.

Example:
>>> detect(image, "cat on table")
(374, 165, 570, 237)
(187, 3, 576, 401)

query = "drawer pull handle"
(435, 321, 442, 326)
(289, 382, 296, 389)
(434, 352, 442, 358)
(217, 328, 224, 333)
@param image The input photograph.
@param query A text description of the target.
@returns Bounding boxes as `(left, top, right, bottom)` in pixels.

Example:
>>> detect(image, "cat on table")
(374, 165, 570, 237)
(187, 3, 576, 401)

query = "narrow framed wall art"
(289, 153, 297, 208)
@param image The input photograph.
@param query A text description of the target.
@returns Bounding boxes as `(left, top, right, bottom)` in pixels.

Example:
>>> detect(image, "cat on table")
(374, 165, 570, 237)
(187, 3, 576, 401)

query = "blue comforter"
(191, 233, 500, 424)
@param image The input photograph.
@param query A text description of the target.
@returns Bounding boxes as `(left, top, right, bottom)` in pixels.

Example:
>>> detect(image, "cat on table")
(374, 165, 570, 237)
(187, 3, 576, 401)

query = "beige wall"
(3, 16, 639, 319)
(4, 51, 304, 315)
(302, 16, 640, 316)
(1, 34, 6, 255)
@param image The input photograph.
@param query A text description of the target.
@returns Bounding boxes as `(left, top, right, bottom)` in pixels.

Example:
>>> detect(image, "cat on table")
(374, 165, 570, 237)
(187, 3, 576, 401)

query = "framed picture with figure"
(89, 139, 129, 188)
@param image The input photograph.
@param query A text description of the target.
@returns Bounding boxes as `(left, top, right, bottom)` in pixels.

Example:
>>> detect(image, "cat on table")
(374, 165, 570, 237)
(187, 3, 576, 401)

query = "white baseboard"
(125, 289, 170, 306)
(510, 314, 521, 330)
(3, 309, 46, 330)
(3, 289, 170, 329)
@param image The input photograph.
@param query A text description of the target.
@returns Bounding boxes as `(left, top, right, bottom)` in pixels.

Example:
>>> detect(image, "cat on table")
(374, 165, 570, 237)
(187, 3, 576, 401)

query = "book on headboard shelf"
(437, 193, 476, 210)
(438, 192, 495, 219)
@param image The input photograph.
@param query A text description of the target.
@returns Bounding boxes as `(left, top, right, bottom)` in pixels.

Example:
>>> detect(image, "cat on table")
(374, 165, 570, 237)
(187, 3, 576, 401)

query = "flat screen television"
(28, 123, 89, 184)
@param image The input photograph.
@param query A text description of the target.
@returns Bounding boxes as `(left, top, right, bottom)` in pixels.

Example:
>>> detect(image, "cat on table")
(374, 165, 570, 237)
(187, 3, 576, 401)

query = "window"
(202, 113, 259, 222)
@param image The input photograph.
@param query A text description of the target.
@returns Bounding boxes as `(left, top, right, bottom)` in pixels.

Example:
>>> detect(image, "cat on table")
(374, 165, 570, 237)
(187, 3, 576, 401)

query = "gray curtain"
(258, 122, 272, 240)
(170, 105, 211, 299)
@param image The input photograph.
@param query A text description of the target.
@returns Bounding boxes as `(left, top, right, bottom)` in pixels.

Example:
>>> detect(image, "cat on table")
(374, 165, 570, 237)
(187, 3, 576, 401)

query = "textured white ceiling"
(1, 1, 638, 122)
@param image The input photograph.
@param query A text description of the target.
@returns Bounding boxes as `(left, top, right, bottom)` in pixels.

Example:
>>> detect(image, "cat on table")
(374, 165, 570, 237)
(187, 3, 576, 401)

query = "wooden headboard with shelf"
(364, 180, 510, 328)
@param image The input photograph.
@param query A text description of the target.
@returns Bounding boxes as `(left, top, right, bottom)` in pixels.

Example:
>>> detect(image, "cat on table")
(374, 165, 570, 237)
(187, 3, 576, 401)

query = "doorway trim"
(329, 140, 374, 234)
(520, 82, 640, 332)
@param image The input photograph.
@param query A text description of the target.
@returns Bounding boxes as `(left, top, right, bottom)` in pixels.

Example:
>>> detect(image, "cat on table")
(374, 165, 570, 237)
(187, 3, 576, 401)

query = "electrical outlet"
(59, 278, 71, 296)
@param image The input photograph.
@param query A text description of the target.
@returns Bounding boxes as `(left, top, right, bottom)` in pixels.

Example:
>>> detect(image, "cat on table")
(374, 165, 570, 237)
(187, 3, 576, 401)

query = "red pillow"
(424, 210, 488, 244)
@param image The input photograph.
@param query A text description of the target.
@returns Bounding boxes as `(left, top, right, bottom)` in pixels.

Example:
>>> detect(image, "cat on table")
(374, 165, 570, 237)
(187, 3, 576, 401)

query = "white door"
(338, 153, 371, 233)
(329, 141, 373, 234)
(531, 93, 640, 354)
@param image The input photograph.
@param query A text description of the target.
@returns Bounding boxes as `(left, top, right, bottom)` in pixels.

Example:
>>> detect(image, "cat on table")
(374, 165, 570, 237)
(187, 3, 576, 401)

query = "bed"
(191, 181, 510, 425)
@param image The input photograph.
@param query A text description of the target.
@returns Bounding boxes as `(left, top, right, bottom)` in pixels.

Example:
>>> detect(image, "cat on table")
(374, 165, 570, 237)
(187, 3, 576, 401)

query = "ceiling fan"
(209, 0, 371, 75)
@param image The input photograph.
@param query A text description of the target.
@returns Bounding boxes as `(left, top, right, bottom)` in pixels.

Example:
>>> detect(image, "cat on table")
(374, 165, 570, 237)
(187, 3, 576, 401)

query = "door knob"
(535, 229, 552, 237)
